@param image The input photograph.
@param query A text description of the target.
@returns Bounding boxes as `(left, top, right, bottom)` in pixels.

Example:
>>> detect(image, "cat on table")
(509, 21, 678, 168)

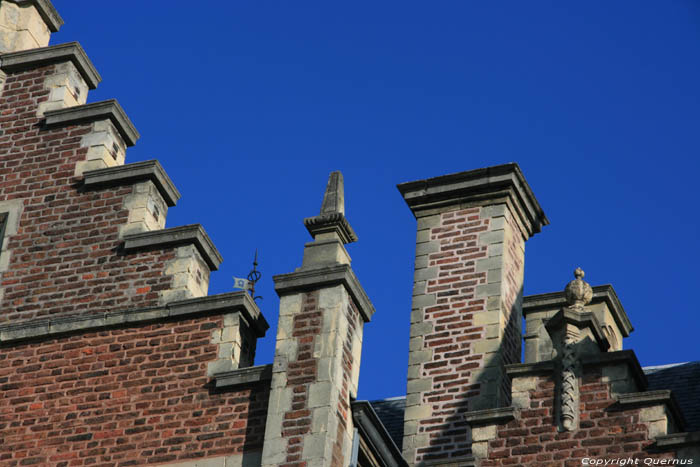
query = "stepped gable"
(0, 4, 273, 466)
(0, 10, 224, 323)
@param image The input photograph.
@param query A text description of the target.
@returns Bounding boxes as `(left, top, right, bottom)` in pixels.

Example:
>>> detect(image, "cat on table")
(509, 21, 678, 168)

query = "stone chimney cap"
(6, 0, 64, 32)
(303, 171, 358, 244)
(397, 162, 549, 238)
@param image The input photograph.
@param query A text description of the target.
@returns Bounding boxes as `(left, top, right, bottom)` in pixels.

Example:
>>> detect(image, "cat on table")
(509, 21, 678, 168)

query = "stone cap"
(463, 406, 518, 426)
(83, 160, 181, 207)
(214, 364, 272, 388)
(303, 171, 358, 244)
(0, 41, 100, 88)
(123, 224, 223, 270)
(397, 163, 549, 238)
(524, 284, 633, 338)
(544, 308, 611, 352)
(44, 99, 139, 146)
(351, 400, 408, 467)
(616, 390, 686, 431)
(580, 349, 648, 391)
(0, 290, 265, 343)
(273, 263, 375, 322)
(655, 431, 700, 449)
(5, 0, 63, 32)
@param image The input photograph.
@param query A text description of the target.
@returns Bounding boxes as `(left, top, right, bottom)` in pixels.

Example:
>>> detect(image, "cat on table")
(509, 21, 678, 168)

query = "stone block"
(476, 282, 501, 298)
(404, 404, 432, 421)
(417, 214, 441, 230)
(415, 240, 440, 256)
(412, 293, 436, 309)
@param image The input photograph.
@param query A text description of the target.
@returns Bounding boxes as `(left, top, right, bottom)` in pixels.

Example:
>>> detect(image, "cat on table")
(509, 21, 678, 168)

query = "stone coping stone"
(214, 364, 272, 388)
(506, 350, 648, 391)
(524, 284, 633, 337)
(44, 99, 139, 145)
(0, 291, 265, 344)
(505, 360, 555, 378)
(351, 400, 408, 467)
(655, 431, 700, 449)
(5, 0, 63, 32)
(616, 390, 686, 431)
(396, 162, 549, 238)
(581, 350, 648, 390)
(0, 41, 100, 88)
(544, 308, 610, 352)
(273, 263, 375, 322)
(463, 406, 518, 426)
(122, 224, 222, 271)
(83, 160, 181, 207)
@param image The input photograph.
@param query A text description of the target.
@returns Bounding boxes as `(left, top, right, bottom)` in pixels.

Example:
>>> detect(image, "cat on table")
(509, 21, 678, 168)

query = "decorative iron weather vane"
(233, 250, 262, 302)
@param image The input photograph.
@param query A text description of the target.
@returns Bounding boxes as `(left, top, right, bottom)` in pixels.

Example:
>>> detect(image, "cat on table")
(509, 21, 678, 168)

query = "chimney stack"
(262, 171, 375, 467)
(397, 163, 548, 465)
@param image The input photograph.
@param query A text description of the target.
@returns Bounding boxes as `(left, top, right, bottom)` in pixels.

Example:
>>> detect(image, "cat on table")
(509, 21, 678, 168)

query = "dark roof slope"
(369, 361, 700, 451)
(370, 397, 406, 449)
(644, 361, 700, 432)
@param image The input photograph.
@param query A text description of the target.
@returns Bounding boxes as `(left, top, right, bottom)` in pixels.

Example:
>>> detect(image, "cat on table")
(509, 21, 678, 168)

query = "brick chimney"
(397, 163, 548, 465)
(261, 171, 375, 467)
(0, 0, 62, 53)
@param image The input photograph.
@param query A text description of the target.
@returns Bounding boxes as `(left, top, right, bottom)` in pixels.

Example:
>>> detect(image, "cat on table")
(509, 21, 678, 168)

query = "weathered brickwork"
(0, 64, 206, 323)
(0, 315, 269, 467)
(331, 300, 361, 467)
(279, 290, 322, 467)
(405, 204, 526, 464)
(481, 369, 677, 466)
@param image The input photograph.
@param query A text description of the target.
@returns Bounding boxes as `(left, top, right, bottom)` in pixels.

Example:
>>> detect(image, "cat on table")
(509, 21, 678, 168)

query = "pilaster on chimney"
(0, 0, 63, 53)
(397, 163, 548, 465)
(262, 171, 374, 467)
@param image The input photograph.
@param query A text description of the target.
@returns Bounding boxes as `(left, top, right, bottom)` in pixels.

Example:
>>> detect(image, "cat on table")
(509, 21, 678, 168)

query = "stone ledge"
(44, 99, 139, 145)
(397, 162, 549, 238)
(123, 224, 222, 271)
(505, 360, 555, 378)
(524, 284, 633, 337)
(273, 263, 375, 322)
(464, 406, 518, 426)
(83, 160, 181, 207)
(5, 0, 63, 32)
(0, 291, 263, 344)
(170, 291, 268, 337)
(655, 431, 700, 449)
(213, 364, 272, 388)
(580, 349, 648, 390)
(616, 390, 686, 431)
(0, 42, 100, 88)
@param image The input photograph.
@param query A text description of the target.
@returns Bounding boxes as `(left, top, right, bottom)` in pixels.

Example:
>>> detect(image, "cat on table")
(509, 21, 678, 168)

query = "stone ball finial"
(565, 267, 593, 308)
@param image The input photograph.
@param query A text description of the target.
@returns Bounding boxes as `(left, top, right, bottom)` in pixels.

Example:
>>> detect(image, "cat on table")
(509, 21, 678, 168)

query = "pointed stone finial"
(564, 267, 593, 308)
(320, 171, 345, 215)
(303, 171, 357, 244)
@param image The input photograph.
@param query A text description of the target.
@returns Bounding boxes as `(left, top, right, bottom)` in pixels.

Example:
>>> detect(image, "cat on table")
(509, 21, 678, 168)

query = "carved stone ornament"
(564, 267, 593, 308)
(560, 328, 579, 431)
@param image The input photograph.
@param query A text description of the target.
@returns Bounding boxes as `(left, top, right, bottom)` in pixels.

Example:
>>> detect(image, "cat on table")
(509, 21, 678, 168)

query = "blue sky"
(52, 1, 700, 401)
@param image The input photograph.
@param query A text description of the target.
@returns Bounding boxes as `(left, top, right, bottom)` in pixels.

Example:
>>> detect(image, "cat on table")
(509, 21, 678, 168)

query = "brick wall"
(331, 300, 361, 466)
(279, 291, 322, 467)
(0, 315, 269, 467)
(404, 204, 526, 464)
(0, 63, 186, 323)
(482, 368, 677, 466)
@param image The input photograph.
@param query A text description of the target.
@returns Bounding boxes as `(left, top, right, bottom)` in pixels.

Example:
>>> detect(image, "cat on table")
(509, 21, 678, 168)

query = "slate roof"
(644, 361, 700, 432)
(370, 361, 700, 450)
(369, 396, 406, 449)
